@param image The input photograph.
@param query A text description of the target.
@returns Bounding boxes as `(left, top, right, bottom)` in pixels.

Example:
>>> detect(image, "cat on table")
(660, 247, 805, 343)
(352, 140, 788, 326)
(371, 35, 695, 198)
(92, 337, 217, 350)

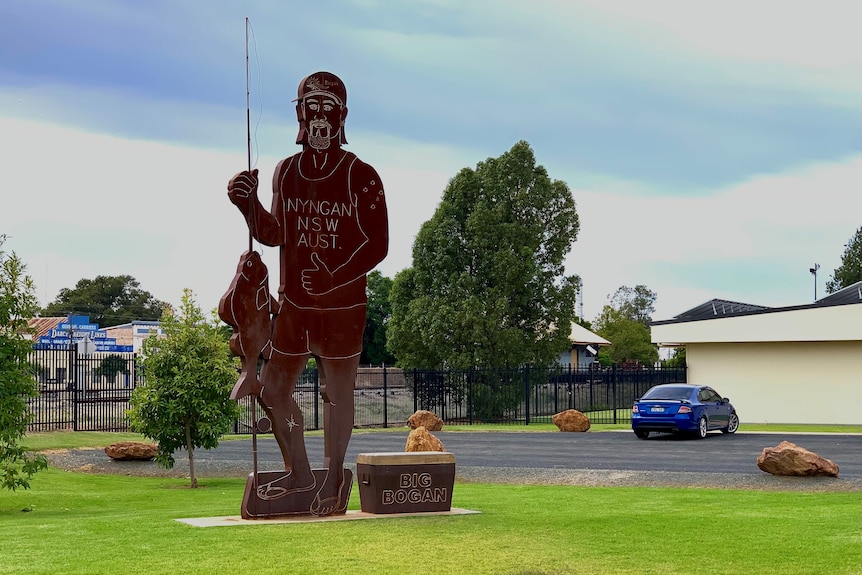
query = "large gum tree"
(388, 141, 581, 369)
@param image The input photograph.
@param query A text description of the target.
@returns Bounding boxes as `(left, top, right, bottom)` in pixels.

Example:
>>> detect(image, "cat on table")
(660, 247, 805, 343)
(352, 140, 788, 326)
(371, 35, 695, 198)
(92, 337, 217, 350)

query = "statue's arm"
(226, 162, 287, 247)
(348, 159, 389, 271)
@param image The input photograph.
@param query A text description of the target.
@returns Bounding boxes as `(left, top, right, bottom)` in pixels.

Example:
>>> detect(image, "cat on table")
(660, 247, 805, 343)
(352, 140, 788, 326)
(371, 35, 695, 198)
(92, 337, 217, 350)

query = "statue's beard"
(308, 119, 333, 150)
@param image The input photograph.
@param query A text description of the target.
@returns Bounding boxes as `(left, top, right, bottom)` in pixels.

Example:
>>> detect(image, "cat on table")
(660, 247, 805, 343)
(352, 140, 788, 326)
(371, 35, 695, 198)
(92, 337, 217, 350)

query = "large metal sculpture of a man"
(223, 71, 389, 517)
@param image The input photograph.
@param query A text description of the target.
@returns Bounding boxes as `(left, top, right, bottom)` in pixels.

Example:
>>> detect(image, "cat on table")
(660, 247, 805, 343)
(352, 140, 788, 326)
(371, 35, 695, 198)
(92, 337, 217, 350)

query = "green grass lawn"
(3, 428, 861, 575)
(0, 468, 859, 575)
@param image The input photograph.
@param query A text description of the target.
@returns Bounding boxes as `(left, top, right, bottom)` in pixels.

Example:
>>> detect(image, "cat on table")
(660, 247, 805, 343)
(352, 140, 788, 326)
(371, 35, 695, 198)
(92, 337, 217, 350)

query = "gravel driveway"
(45, 431, 862, 493)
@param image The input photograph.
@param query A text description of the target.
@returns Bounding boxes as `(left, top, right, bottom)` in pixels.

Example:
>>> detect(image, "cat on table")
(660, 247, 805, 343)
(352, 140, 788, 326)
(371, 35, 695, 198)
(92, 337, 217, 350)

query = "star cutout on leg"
(285, 414, 298, 432)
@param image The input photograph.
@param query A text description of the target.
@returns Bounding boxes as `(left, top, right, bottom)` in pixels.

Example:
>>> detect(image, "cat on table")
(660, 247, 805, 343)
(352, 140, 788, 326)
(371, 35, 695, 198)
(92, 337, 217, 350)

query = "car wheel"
(634, 430, 650, 439)
(722, 412, 739, 434)
(696, 416, 708, 439)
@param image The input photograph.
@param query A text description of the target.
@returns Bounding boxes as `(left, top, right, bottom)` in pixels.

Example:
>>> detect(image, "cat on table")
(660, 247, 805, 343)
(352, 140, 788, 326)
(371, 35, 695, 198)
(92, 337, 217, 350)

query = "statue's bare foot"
(310, 493, 341, 516)
(309, 470, 347, 516)
(256, 471, 316, 501)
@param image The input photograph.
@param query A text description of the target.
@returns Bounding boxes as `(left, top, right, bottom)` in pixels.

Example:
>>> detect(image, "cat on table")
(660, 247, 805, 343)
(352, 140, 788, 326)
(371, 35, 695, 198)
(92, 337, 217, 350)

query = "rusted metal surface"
(356, 452, 456, 514)
(240, 468, 353, 519)
(218, 250, 275, 400)
(223, 71, 389, 518)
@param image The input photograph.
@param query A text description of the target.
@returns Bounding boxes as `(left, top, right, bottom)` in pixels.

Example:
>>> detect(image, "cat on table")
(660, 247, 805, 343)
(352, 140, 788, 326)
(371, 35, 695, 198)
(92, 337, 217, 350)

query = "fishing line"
(246, 19, 265, 260)
(246, 18, 263, 172)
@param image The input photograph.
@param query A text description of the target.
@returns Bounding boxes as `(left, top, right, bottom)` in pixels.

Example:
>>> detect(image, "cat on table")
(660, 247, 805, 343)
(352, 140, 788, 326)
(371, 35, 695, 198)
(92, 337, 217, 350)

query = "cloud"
(566, 154, 862, 319)
(584, 0, 862, 68)
(2, 0, 859, 328)
(0, 116, 464, 313)
(4, 1, 859, 194)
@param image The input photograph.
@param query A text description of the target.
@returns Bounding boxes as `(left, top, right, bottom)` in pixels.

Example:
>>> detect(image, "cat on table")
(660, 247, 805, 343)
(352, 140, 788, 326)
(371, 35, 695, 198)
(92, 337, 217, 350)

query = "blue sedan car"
(631, 384, 739, 439)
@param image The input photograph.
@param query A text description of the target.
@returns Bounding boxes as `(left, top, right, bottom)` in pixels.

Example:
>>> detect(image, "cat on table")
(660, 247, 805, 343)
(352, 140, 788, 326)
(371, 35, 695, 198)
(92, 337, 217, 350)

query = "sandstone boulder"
(105, 442, 158, 461)
(407, 409, 443, 431)
(405, 426, 445, 452)
(552, 409, 591, 432)
(757, 441, 839, 477)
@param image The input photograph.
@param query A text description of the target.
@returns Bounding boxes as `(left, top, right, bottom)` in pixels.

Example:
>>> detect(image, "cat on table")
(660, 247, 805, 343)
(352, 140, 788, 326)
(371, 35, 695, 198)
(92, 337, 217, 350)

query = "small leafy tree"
(593, 284, 659, 365)
(0, 235, 48, 490)
(593, 305, 658, 365)
(826, 226, 862, 293)
(127, 289, 240, 488)
(608, 285, 656, 327)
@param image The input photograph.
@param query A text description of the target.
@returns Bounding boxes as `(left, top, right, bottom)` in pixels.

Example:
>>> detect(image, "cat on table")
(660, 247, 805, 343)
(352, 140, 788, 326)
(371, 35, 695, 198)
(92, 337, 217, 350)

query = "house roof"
(106, 320, 162, 329)
(27, 317, 64, 338)
(651, 280, 862, 345)
(653, 280, 862, 327)
(815, 280, 862, 307)
(568, 322, 611, 346)
(652, 300, 861, 344)
(672, 299, 770, 322)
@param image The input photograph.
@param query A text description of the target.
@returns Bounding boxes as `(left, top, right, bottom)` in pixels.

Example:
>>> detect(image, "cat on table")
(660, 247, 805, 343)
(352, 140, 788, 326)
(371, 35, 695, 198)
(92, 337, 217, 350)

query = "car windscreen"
(640, 386, 692, 401)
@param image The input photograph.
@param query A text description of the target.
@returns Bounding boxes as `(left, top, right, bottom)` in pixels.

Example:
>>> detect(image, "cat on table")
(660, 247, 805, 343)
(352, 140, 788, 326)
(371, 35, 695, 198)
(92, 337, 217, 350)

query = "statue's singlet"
(274, 150, 368, 310)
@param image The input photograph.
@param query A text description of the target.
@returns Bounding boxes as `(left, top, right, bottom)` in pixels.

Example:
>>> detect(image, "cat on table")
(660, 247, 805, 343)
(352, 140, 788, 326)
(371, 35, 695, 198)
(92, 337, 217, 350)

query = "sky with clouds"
(1, 0, 859, 323)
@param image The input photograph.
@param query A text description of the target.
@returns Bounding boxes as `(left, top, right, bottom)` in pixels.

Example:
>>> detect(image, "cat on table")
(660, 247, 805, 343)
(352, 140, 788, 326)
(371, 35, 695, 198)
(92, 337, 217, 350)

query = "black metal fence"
(231, 367, 417, 434)
(25, 348, 686, 432)
(410, 364, 688, 425)
(26, 347, 140, 432)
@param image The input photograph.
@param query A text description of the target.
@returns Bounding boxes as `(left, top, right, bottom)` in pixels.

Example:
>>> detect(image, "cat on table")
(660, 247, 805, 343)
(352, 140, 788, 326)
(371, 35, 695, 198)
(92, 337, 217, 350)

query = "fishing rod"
(245, 15, 260, 497)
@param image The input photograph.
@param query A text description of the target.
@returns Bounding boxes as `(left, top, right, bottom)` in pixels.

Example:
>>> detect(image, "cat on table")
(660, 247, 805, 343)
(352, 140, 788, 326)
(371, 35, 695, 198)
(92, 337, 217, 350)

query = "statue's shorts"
(270, 298, 366, 360)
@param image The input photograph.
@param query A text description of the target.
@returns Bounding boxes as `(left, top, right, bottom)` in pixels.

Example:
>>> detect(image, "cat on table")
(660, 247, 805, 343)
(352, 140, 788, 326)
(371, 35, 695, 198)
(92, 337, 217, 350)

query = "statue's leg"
(310, 355, 359, 515)
(255, 349, 316, 499)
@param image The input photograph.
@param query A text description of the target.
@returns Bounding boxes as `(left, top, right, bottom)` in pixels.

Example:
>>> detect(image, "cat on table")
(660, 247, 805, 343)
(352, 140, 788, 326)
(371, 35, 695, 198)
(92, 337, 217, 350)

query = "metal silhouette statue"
(221, 71, 389, 518)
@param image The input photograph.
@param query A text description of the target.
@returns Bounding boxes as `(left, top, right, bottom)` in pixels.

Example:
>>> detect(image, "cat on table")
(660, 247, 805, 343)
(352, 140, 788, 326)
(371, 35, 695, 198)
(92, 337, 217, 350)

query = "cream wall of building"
(652, 304, 862, 345)
(686, 341, 862, 425)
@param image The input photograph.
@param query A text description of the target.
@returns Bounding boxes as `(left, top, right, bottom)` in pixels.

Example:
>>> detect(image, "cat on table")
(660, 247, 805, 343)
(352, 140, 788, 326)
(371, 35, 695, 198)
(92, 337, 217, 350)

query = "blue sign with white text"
(34, 315, 132, 353)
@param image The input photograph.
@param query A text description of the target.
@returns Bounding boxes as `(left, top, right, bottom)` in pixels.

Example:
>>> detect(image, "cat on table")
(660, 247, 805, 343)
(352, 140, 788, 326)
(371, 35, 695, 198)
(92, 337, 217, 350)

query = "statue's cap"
(293, 71, 346, 106)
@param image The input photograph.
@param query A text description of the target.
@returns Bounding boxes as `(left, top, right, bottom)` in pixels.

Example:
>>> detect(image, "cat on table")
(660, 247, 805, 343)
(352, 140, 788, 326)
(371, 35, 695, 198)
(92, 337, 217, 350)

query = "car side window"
(703, 389, 721, 402)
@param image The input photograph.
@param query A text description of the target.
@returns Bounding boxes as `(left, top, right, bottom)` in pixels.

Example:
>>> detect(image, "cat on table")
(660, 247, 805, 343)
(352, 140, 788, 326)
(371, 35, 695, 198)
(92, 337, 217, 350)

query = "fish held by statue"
(218, 250, 277, 400)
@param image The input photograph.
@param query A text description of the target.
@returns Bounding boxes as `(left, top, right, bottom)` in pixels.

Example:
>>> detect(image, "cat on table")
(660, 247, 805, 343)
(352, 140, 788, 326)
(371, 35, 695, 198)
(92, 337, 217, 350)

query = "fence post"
(524, 365, 531, 426)
(440, 369, 446, 422)
(71, 347, 79, 431)
(467, 368, 473, 426)
(413, 367, 419, 413)
(612, 364, 618, 424)
(313, 367, 320, 430)
(553, 366, 559, 414)
(382, 364, 388, 428)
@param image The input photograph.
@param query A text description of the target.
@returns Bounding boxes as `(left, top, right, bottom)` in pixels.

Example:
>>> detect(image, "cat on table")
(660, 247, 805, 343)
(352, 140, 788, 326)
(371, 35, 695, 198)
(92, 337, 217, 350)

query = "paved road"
(204, 431, 862, 479)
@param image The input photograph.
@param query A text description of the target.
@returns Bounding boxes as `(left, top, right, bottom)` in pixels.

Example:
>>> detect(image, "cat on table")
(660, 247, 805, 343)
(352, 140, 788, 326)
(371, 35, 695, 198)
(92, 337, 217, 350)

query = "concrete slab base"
(176, 508, 480, 527)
